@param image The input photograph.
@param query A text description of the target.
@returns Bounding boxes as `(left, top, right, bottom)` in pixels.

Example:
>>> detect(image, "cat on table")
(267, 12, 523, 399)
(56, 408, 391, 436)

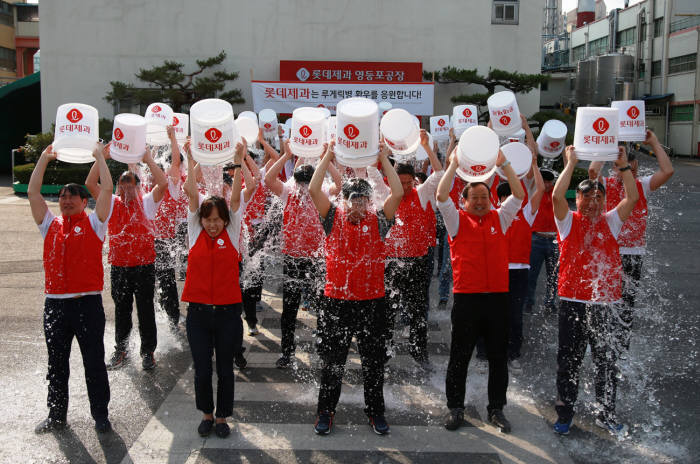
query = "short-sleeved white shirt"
(187, 197, 243, 252)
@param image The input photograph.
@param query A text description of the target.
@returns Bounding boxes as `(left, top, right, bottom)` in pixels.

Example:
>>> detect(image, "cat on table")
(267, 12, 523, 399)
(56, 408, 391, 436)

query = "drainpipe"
(691, 31, 700, 156)
(646, 0, 654, 95)
(609, 8, 619, 53)
(662, 0, 672, 94)
(634, 7, 644, 98)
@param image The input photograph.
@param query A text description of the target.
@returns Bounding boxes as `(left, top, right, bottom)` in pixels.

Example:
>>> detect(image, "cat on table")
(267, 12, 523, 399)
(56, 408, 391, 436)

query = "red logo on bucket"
(386, 139, 396, 148)
(627, 106, 640, 120)
(152, 105, 162, 113)
(549, 141, 560, 149)
(499, 115, 511, 127)
(470, 165, 487, 173)
(299, 125, 313, 138)
(463, 108, 472, 118)
(437, 119, 445, 127)
(264, 123, 272, 129)
(172, 116, 179, 126)
(592, 118, 609, 134)
(205, 128, 222, 143)
(67, 109, 83, 123)
(344, 124, 360, 140)
(114, 128, 124, 140)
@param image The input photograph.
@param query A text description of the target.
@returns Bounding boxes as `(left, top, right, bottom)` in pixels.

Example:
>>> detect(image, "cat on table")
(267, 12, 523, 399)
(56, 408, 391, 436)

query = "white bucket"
(235, 116, 259, 146)
(335, 97, 379, 165)
(456, 126, 500, 182)
(258, 108, 278, 138)
(171, 113, 189, 144)
(110, 113, 147, 164)
(452, 105, 478, 139)
(144, 103, 173, 146)
(487, 91, 521, 136)
(380, 109, 420, 156)
(53, 103, 99, 164)
(335, 152, 379, 168)
(290, 107, 326, 157)
(326, 116, 337, 143)
(317, 107, 332, 119)
(497, 142, 531, 179)
(237, 111, 258, 122)
(189, 98, 238, 166)
(379, 101, 393, 117)
(415, 131, 432, 161)
(536, 119, 567, 159)
(611, 100, 646, 142)
(430, 115, 451, 141)
(574, 107, 619, 162)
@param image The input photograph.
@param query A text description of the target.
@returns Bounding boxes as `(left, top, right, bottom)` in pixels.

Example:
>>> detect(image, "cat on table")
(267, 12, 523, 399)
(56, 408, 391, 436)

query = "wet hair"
(199, 196, 231, 227)
(627, 152, 636, 162)
(341, 178, 372, 200)
(415, 172, 428, 184)
(395, 163, 415, 177)
(576, 179, 606, 195)
(118, 171, 140, 185)
(293, 164, 315, 184)
(540, 169, 555, 181)
(496, 182, 511, 199)
(58, 183, 88, 200)
(461, 181, 489, 199)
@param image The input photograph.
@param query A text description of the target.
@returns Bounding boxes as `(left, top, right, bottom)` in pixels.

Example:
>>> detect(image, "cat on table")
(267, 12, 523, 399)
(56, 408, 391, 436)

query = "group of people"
(29, 110, 673, 439)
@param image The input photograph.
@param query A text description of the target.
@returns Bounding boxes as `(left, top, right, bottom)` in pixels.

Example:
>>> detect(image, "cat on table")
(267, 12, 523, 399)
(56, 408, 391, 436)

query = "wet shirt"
(107, 192, 160, 267)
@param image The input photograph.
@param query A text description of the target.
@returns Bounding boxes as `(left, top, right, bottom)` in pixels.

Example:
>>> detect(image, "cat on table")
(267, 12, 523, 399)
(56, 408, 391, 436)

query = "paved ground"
(0, 153, 697, 463)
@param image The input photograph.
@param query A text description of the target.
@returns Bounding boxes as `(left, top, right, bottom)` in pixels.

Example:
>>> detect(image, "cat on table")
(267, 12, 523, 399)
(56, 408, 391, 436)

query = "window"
(638, 62, 645, 78)
(640, 19, 647, 42)
(541, 80, 549, 91)
(669, 54, 696, 74)
(616, 27, 636, 47)
(654, 18, 664, 38)
(0, 46, 16, 70)
(651, 60, 662, 77)
(589, 36, 609, 56)
(492, 1, 519, 25)
(670, 15, 700, 34)
(670, 104, 694, 122)
(572, 45, 586, 63)
(0, 1, 12, 27)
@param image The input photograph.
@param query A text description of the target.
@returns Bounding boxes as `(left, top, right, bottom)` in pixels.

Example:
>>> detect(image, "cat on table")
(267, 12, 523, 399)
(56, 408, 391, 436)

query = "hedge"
(13, 160, 126, 185)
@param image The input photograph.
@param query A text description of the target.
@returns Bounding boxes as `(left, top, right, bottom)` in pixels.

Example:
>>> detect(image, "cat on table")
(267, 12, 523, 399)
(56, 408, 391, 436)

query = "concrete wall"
(39, 0, 543, 130)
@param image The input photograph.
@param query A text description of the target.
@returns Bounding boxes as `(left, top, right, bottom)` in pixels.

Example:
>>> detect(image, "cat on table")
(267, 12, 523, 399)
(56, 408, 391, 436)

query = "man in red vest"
(588, 130, 674, 350)
(552, 145, 638, 437)
(437, 147, 525, 433)
(28, 143, 113, 434)
(308, 142, 403, 436)
(86, 148, 169, 371)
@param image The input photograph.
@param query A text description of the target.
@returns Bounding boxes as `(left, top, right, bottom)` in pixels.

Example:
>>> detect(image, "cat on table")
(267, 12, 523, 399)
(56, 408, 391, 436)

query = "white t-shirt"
(603, 175, 652, 255)
(437, 193, 523, 240)
(110, 191, 161, 221)
(187, 197, 243, 252)
(509, 201, 538, 270)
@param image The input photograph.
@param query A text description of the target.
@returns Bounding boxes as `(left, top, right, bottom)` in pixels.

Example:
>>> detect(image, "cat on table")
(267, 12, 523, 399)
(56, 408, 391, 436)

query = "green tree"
(105, 51, 244, 112)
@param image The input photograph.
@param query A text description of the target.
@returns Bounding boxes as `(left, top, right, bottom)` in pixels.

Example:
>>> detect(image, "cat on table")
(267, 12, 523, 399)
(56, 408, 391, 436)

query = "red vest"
(244, 181, 267, 227)
(384, 188, 431, 258)
(507, 209, 533, 265)
(557, 212, 622, 302)
(448, 177, 466, 208)
(282, 186, 324, 258)
(43, 211, 105, 294)
(181, 229, 242, 305)
(154, 183, 187, 239)
(531, 191, 556, 233)
(449, 209, 509, 293)
(324, 208, 386, 301)
(425, 201, 437, 247)
(108, 195, 156, 267)
(605, 176, 647, 248)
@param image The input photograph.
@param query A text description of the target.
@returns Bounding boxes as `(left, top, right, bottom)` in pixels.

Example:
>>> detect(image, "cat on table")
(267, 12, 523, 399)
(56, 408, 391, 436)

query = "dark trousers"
(526, 234, 558, 309)
(155, 238, 181, 326)
(555, 300, 622, 423)
(186, 303, 243, 417)
(508, 268, 529, 360)
(43, 295, 110, 422)
(446, 292, 509, 412)
(619, 254, 643, 350)
(111, 264, 157, 355)
(385, 257, 429, 361)
(281, 255, 323, 357)
(316, 296, 387, 417)
(423, 246, 436, 317)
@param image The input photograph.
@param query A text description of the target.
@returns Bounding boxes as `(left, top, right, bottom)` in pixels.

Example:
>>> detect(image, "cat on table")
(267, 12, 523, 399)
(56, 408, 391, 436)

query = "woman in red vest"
(552, 145, 638, 437)
(28, 143, 114, 434)
(180, 138, 247, 438)
(436, 147, 525, 434)
(308, 142, 403, 436)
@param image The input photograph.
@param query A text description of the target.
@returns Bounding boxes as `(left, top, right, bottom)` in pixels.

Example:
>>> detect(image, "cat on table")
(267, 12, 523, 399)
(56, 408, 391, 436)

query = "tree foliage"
(105, 51, 244, 112)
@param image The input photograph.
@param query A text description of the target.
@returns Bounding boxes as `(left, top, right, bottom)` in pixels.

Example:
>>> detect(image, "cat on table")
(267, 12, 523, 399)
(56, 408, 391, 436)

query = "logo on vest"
(217, 238, 224, 246)
(362, 225, 368, 233)
(490, 226, 496, 235)
(73, 226, 82, 234)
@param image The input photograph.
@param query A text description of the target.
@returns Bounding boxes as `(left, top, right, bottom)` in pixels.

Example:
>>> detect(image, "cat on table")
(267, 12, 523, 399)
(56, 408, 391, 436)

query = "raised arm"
(437, 147, 459, 203)
(379, 143, 404, 220)
(645, 130, 674, 191)
(444, 128, 457, 169)
(420, 129, 443, 173)
(613, 145, 639, 222)
(309, 142, 333, 219)
(553, 146, 576, 221)
(28, 145, 56, 224)
(230, 141, 246, 214)
(92, 142, 114, 222)
(142, 148, 168, 203)
(498, 148, 524, 201)
(84, 143, 110, 200)
(243, 150, 260, 203)
(264, 145, 291, 197)
(588, 160, 604, 180)
(528, 151, 545, 213)
(166, 125, 182, 180)
(259, 129, 280, 165)
(182, 139, 199, 213)
(326, 155, 343, 197)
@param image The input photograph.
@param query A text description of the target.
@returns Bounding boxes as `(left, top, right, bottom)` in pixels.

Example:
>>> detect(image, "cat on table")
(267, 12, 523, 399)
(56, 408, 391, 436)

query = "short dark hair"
(118, 171, 140, 185)
(540, 169, 555, 181)
(496, 182, 511, 199)
(414, 172, 428, 183)
(58, 183, 88, 200)
(395, 163, 415, 177)
(293, 164, 315, 184)
(576, 179, 606, 195)
(627, 152, 636, 162)
(461, 181, 489, 199)
(342, 178, 372, 200)
(199, 196, 231, 227)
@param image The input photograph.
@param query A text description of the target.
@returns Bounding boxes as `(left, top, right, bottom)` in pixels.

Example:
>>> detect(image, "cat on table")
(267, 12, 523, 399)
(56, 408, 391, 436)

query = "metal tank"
(593, 53, 634, 104)
(575, 58, 597, 106)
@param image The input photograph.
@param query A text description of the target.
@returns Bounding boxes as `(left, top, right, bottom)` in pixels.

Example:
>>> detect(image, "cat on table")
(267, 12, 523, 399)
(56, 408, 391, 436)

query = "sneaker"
(106, 350, 128, 370)
(368, 415, 390, 435)
(595, 417, 629, 437)
(553, 418, 572, 435)
(487, 409, 512, 433)
(437, 300, 448, 311)
(215, 421, 230, 438)
(276, 355, 292, 369)
(313, 411, 334, 435)
(198, 419, 214, 437)
(247, 325, 260, 336)
(508, 358, 522, 372)
(34, 417, 67, 434)
(444, 408, 464, 431)
(234, 349, 248, 369)
(94, 418, 112, 434)
(142, 352, 156, 370)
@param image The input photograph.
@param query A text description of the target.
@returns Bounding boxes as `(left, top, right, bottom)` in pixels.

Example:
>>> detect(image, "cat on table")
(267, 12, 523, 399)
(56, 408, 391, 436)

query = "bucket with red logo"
(611, 100, 646, 142)
(573, 107, 619, 162)
(335, 97, 379, 168)
(380, 108, 420, 156)
(379, 101, 393, 117)
(429, 115, 451, 141)
(235, 112, 259, 147)
(536, 119, 567, 159)
(172, 113, 189, 143)
(144, 103, 174, 146)
(53, 103, 99, 164)
(456, 126, 500, 182)
(110, 114, 147, 164)
(258, 109, 278, 140)
(289, 107, 326, 158)
(487, 91, 521, 137)
(190, 98, 238, 166)
(326, 116, 337, 143)
(452, 105, 478, 139)
(498, 142, 532, 179)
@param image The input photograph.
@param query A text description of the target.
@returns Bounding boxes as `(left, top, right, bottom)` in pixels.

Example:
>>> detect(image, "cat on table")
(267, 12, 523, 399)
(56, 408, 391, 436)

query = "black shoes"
(215, 422, 230, 438)
(234, 348, 248, 369)
(488, 409, 512, 433)
(95, 418, 112, 434)
(142, 352, 156, 370)
(34, 417, 67, 434)
(368, 415, 390, 435)
(106, 350, 128, 370)
(444, 408, 464, 431)
(314, 411, 334, 435)
(276, 355, 292, 369)
(198, 419, 214, 437)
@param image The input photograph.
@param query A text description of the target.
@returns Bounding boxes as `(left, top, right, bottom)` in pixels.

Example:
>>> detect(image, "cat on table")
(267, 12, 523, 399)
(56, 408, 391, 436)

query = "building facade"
(0, 1, 39, 86)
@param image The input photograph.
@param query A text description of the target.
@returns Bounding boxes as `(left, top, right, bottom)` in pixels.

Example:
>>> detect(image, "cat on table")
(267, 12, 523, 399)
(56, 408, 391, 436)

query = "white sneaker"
(508, 359, 522, 372)
(248, 325, 260, 336)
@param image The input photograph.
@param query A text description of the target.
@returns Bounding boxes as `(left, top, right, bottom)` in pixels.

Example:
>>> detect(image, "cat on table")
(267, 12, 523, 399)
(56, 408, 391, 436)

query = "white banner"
(251, 80, 434, 115)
